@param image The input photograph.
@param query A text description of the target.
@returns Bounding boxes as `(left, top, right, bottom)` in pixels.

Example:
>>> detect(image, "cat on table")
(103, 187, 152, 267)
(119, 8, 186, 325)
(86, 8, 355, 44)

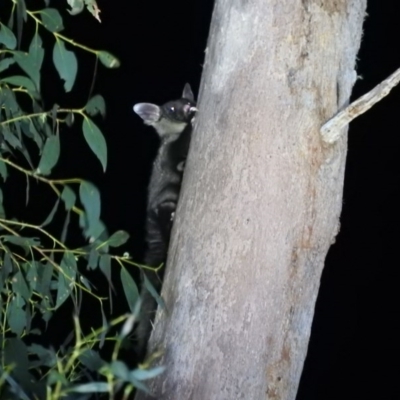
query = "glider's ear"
(133, 103, 161, 124)
(182, 83, 195, 103)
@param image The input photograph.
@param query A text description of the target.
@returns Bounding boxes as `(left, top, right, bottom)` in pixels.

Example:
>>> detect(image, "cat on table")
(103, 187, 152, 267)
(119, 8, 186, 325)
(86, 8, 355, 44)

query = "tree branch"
(321, 66, 400, 143)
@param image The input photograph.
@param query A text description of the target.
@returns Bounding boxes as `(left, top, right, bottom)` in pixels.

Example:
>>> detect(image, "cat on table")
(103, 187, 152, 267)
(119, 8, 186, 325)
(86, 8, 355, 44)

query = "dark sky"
(2, 0, 400, 398)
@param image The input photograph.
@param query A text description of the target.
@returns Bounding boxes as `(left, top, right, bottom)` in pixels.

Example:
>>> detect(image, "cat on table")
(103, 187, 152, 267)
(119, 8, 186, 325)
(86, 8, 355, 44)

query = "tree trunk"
(136, 0, 367, 399)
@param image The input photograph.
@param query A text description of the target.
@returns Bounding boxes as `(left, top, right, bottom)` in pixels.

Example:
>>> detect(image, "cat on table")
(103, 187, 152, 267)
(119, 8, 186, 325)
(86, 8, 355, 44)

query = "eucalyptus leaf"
(120, 314, 136, 339)
(126, 376, 150, 394)
(79, 181, 101, 239)
(56, 252, 77, 309)
(143, 273, 165, 310)
(28, 119, 44, 150)
(14, 33, 44, 90)
(82, 118, 107, 171)
(78, 349, 105, 371)
(0, 159, 8, 181)
(0, 58, 15, 73)
(65, 112, 74, 127)
(16, 0, 27, 47)
(51, 103, 58, 132)
(3, 127, 22, 149)
(37, 262, 53, 299)
(99, 254, 112, 286)
(12, 270, 31, 301)
(61, 210, 71, 243)
(4, 338, 29, 378)
(7, 296, 26, 335)
(26, 261, 39, 292)
(53, 40, 77, 92)
(61, 185, 76, 211)
(97, 51, 120, 68)
(0, 86, 19, 113)
(41, 198, 60, 227)
(39, 8, 64, 32)
(88, 248, 99, 270)
(3, 235, 41, 249)
(85, 0, 101, 22)
(99, 306, 107, 348)
(28, 344, 56, 368)
(109, 360, 129, 380)
(47, 371, 68, 386)
(0, 188, 5, 218)
(1, 75, 40, 99)
(0, 23, 17, 49)
(79, 210, 86, 230)
(69, 382, 109, 393)
(80, 275, 93, 290)
(85, 94, 106, 117)
(108, 230, 129, 247)
(67, 0, 85, 16)
(36, 133, 60, 175)
(2, 251, 13, 278)
(120, 268, 139, 313)
(130, 366, 166, 381)
(25, 302, 32, 333)
(20, 144, 34, 170)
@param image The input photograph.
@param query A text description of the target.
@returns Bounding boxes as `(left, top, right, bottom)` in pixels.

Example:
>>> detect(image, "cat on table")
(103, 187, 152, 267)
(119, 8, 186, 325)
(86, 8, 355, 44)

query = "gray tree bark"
(136, 0, 367, 399)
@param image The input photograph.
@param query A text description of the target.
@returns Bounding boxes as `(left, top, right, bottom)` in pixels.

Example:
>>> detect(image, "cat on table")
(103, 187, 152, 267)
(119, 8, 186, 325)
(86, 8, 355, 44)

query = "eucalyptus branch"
(112, 255, 156, 272)
(27, 10, 99, 56)
(1, 297, 11, 346)
(0, 218, 68, 250)
(0, 202, 145, 276)
(0, 108, 85, 127)
(12, 88, 30, 95)
(57, 314, 128, 376)
(0, 221, 105, 304)
(0, 241, 25, 269)
(0, 157, 84, 215)
(1, 204, 147, 290)
(62, 316, 83, 376)
(321, 66, 400, 143)
(0, 1, 142, 397)
(39, 248, 82, 254)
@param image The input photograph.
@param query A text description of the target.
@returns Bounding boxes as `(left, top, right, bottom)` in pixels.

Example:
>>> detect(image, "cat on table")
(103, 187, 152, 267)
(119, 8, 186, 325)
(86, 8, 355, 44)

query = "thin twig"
(321, 66, 400, 143)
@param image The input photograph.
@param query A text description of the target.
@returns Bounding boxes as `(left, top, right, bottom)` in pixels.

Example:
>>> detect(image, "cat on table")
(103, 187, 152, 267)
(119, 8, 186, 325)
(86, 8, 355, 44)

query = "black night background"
(1, 0, 399, 399)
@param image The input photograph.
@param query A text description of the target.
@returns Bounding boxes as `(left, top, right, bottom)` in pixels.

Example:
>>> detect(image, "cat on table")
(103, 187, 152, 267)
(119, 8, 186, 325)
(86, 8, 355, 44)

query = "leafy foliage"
(67, 0, 102, 22)
(0, 0, 163, 398)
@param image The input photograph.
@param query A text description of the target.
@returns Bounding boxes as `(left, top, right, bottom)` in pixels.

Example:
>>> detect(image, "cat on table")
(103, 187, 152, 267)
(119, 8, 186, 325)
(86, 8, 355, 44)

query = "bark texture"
(136, 0, 367, 399)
